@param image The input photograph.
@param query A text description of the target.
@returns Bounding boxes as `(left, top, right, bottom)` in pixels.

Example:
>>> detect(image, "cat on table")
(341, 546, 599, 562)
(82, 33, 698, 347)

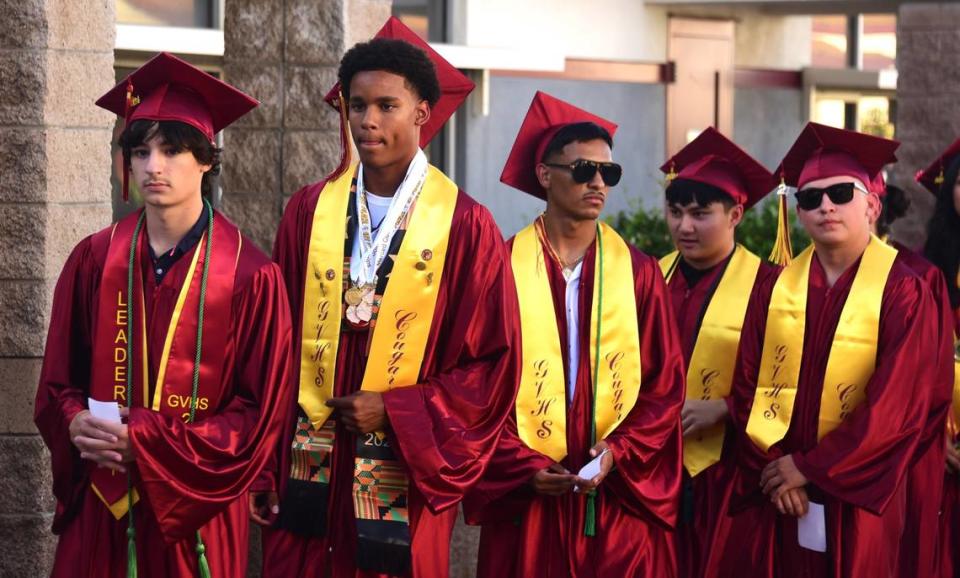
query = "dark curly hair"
(876, 183, 910, 238)
(540, 122, 613, 163)
(923, 154, 960, 308)
(338, 38, 440, 106)
(119, 119, 221, 199)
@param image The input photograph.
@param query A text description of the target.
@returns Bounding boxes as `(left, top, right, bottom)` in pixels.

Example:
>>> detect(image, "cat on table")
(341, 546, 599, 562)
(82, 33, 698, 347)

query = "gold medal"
(345, 285, 363, 306)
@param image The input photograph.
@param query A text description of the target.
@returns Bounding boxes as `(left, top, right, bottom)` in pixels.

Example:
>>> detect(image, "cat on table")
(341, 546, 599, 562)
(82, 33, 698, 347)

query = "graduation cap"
(915, 137, 960, 195)
(659, 127, 775, 210)
(96, 52, 259, 200)
(323, 16, 475, 180)
(500, 91, 618, 199)
(776, 122, 899, 190)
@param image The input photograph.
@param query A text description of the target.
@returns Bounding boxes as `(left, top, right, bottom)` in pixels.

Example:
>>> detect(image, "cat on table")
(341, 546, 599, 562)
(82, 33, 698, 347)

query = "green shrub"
(606, 198, 810, 260)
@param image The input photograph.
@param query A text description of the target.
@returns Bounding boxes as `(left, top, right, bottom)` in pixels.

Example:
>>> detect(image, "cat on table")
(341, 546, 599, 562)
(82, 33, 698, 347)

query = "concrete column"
(0, 0, 115, 575)
(891, 2, 960, 245)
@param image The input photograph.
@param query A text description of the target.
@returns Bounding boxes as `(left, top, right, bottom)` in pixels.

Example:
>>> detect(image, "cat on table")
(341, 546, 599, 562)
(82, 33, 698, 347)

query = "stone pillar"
(891, 2, 960, 245)
(221, 0, 390, 254)
(0, 0, 116, 575)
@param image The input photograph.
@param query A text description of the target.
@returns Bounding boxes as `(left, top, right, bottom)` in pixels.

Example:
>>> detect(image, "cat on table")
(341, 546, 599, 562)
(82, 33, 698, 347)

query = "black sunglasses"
(543, 160, 623, 186)
(794, 182, 869, 211)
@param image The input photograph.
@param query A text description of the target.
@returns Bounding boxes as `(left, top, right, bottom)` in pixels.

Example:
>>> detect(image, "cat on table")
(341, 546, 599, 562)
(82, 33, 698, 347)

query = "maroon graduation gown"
(34, 213, 295, 578)
(664, 253, 778, 578)
(261, 180, 521, 578)
(715, 252, 943, 578)
(465, 235, 686, 578)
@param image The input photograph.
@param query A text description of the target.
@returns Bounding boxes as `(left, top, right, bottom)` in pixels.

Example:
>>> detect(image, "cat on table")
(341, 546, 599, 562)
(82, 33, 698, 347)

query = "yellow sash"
(512, 221, 642, 461)
(659, 246, 762, 476)
(298, 164, 458, 428)
(746, 235, 897, 451)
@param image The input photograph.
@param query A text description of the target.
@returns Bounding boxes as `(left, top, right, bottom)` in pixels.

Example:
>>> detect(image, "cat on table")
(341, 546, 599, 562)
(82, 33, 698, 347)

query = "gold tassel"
(768, 177, 793, 266)
(935, 166, 945, 186)
(664, 162, 678, 186)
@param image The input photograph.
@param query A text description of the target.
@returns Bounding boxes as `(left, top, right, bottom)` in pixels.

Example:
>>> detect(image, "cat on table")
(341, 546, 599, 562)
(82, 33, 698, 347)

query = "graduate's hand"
(575, 441, 615, 492)
(531, 463, 578, 496)
(773, 486, 809, 517)
(946, 433, 960, 474)
(760, 454, 808, 500)
(681, 399, 729, 437)
(249, 491, 280, 526)
(326, 391, 387, 434)
(70, 409, 133, 473)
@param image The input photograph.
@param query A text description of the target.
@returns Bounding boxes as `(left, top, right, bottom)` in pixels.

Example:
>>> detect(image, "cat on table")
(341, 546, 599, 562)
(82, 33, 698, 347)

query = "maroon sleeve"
(128, 261, 296, 541)
(792, 273, 942, 514)
(602, 250, 686, 529)
(33, 237, 101, 533)
(382, 200, 523, 514)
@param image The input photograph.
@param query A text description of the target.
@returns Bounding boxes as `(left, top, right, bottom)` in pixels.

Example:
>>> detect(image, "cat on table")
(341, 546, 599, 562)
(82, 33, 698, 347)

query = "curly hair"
(119, 120, 222, 199)
(876, 183, 910, 238)
(338, 38, 440, 106)
(923, 154, 960, 308)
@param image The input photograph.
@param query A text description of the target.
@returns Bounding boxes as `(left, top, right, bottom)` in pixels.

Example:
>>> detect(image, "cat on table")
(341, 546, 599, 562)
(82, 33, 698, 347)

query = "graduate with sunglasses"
(916, 138, 960, 578)
(656, 128, 780, 578)
(714, 122, 946, 578)
(464, 92, 685, 578)
(32, 53, 296, 578)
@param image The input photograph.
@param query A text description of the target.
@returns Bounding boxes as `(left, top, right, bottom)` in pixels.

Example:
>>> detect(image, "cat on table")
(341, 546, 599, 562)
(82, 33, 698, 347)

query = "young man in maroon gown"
(656, 128, 779, 578)
(715, 122, 947, 578)
(464, 91, 685, 578)
(33, 52, 296, 578)
(257, 17, 520, 578)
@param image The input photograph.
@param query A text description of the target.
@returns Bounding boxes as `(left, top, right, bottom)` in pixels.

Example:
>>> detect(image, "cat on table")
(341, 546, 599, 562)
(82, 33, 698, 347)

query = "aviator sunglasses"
(543, 160, 623, 186)
(794, 181, 869, 211)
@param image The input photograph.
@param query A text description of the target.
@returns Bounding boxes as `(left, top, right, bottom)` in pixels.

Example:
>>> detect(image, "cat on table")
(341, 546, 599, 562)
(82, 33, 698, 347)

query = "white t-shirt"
(565, 261, 583, 403)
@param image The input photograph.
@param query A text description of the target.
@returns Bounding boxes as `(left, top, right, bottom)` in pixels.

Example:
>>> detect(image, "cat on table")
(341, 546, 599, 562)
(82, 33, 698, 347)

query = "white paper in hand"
(88, 398, 121, 423)
(798, 501, 827, 552)
(573, 449, 609, 493)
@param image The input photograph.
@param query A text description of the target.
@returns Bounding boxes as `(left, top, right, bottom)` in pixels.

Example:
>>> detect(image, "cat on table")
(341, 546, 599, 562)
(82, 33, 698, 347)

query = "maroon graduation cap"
(499, 91, 618, 199)
(776, 122, 899, 190)
(659, 127, 776, 210)
(915, 137, 960, 195)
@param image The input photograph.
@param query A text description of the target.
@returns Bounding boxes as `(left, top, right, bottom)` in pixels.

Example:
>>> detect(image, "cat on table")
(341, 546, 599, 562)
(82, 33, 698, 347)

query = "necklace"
(535, 215, 586, 278)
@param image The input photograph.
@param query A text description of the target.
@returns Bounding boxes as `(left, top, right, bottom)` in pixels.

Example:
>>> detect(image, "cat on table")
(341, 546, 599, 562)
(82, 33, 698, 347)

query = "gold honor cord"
(681, 246, 761, 476)
(298, 165, 458, 428)
(512, 222, 642, 461)
(659, 251, 680, 281)
(746, 236, 897, 451)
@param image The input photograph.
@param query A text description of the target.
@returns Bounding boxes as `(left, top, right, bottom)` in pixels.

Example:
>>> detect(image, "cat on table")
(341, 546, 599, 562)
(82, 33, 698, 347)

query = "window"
(117, 0, 215, 28)
(861, 14, 896, 71)
(811, 15, 847, 69)
(392, 0, 432, 41)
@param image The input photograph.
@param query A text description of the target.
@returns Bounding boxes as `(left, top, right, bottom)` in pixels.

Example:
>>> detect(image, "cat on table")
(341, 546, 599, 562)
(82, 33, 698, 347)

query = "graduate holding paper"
(464, 92, 685, 578)
(716, 123, 946, 578)
(33, 53, 295, 578)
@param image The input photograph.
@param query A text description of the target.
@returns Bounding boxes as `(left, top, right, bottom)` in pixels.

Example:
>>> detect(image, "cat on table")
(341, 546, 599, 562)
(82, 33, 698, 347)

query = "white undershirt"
(350, 193, 393, 281)
(565, 261, 583, 404)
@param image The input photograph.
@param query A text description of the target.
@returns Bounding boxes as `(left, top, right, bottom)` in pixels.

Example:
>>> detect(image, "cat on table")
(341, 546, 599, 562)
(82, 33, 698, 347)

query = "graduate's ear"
(865, 192, 882, 222)
(536, 162, 552, 190)
(728, 203, 745, 228)
(414, 100, 431, 128)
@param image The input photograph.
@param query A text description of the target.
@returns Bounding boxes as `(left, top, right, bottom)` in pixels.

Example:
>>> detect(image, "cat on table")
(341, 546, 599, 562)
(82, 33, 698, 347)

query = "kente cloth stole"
(746, 235, 897, 452)
(511, 221, 642, 462)
(89, 209, 239, 519)
(659, 246, 762, 477)
(289, 164, 457, 574)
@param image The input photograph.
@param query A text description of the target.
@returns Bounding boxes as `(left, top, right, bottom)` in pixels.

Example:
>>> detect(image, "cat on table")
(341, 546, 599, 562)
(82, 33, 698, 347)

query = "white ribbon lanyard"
(353, 149, 428, 287)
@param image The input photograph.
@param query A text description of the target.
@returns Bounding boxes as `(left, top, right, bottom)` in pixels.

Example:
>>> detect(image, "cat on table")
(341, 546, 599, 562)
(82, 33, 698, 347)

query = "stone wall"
(0, 0, 116, 576)
(890, 2, 960, 246)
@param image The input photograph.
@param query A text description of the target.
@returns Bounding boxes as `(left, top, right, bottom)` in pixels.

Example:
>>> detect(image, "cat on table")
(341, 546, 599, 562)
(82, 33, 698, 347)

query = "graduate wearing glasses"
(465, 92, 685, 578)
(656, 128, 780, 578)
(715, 123, 947, 578)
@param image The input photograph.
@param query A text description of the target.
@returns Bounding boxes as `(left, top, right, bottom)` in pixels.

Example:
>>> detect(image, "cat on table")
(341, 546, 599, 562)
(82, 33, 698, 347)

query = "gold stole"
(512, 221, 642, 461)
(298, 164, 458, 428)
(659, 245, 762, 476)
(746, 235, 897, 452)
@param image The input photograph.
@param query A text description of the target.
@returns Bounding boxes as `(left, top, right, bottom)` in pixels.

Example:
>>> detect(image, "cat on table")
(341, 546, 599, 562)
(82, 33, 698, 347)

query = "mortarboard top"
(915, 137, 960, 195)
(776, 122, 899, 190)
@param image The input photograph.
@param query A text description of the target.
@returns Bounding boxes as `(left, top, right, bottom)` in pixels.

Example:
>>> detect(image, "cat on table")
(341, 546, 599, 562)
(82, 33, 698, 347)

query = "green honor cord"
(585, 223, 603, 538)
(125, 200, 214, 578)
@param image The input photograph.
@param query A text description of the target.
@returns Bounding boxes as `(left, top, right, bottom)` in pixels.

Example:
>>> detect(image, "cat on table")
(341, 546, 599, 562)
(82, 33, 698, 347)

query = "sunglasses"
(794, 182, 869, 211)
(543, 160, 623, 186)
